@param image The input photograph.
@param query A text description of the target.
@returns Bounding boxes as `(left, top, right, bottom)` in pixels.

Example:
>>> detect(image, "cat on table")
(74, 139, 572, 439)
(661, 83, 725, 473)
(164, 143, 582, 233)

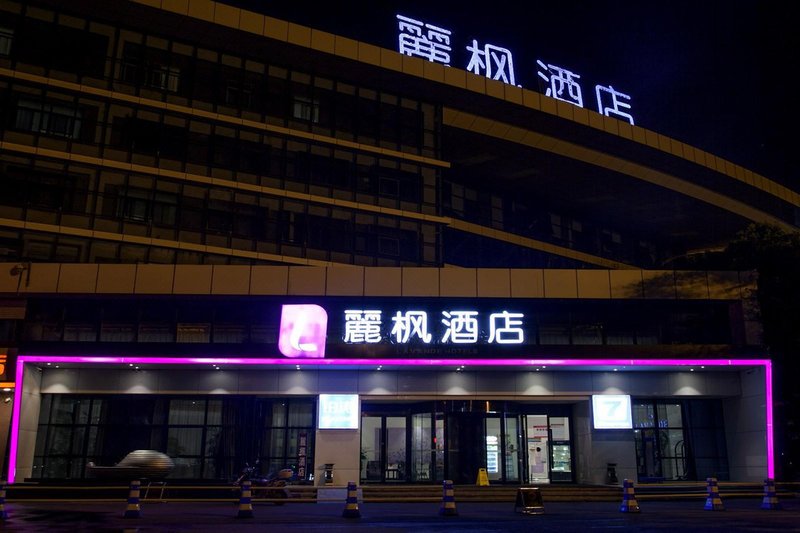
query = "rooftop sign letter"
(397, 14, 452, 65)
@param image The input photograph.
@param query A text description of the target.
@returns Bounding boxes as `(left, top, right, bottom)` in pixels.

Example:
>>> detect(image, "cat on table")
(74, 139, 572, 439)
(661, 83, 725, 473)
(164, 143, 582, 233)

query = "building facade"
(0, 0, 794, 485)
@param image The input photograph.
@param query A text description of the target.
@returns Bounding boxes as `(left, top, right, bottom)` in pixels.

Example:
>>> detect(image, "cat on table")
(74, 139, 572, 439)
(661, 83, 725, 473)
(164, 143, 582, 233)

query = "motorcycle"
(232, 460, 292, 505)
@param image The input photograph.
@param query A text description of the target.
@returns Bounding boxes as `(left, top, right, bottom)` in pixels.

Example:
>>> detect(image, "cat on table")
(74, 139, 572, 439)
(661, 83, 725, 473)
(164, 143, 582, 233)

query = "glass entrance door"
(361, 415, 382, 482)
(525, 415, 549, 483)
(633, 401, 687, 481)
(360, 415, 407, 483)
(411, 412, 432, 482)
(524, 414, 573, 483)
(446, 412, 484, 484)
(549, 416, 573, 482)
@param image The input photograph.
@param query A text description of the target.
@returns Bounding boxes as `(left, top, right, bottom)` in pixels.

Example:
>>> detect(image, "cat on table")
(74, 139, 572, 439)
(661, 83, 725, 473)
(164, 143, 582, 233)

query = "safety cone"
(619, 479, 640, 513)
(703, 477, 724, 511)
(123, 479, 142, 518)
(0, 482, 9, 521)
(236, 480, 254, 518)
(760, 478, 782, 510)
(342, 481, 361, 518)
(439, 480, 458, 516)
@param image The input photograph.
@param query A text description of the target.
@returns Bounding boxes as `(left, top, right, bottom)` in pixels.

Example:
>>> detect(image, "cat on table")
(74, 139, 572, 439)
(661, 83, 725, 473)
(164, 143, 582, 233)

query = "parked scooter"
(232, 460, 292, 504)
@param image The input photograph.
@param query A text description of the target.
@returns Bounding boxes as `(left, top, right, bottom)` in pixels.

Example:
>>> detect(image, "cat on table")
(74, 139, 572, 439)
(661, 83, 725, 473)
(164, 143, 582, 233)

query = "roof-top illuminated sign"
(397, 14, 634, 125)
(344, 308, 525, 345)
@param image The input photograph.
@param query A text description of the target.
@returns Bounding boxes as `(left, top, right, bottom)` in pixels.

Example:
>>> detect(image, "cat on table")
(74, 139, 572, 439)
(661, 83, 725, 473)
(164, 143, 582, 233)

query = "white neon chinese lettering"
(537, 60, 583, 108)
(391, 311, 432, 343)
(343, 310, 382, 343)
(595, 85, 634, 125)
(397, 14, 451, 65)
(488, 311, 524, 344)
(466, 39, 516, 85)
(441, 310, 479, 343)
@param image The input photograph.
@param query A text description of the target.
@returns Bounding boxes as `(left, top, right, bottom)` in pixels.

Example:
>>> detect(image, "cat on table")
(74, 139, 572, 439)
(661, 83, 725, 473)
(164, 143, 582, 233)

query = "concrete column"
(723, 367, 767, 481)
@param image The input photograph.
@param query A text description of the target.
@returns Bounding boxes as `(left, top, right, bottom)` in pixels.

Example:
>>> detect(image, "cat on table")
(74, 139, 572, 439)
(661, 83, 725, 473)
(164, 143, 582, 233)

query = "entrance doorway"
(633, 401, 687, 481)
(361, 401, 573, 484)
(360, 415, 407, 482)
(524, 414, 573, 483)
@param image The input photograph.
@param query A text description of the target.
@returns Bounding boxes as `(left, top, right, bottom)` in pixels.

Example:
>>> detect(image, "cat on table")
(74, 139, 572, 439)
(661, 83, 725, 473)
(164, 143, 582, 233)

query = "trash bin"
(606, 463, 618, 485)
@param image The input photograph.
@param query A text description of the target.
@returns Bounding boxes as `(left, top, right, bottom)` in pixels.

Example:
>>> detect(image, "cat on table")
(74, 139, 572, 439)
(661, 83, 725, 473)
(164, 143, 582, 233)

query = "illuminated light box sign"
(592, 394, 633, 429)
(318, 394, 359, 430)
(278, 304, 328, 358)
(397, 14, 634, 124)
(6, 356, 774, 484)
(343, 309, 525, 345)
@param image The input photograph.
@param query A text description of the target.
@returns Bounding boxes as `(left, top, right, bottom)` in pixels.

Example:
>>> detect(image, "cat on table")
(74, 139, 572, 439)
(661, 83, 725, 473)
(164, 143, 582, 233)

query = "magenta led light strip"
(7, 355, 774, 483)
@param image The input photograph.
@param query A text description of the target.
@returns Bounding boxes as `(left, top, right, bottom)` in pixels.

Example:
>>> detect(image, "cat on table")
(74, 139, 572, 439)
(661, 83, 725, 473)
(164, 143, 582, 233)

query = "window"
(378, 236, 400, 256)
(120, 43, 181, 93)
(0, 26, 13, 56)
(261, 399, 315, 477)
(224, 80, 254, 108)
(292, 96, 319, 123)
(117, 188, 149, 222)
(13, 19, 107, 76)
(15, 99, 83, 139)
(149, 65, 181, 92)
(176, 323, 210, 343)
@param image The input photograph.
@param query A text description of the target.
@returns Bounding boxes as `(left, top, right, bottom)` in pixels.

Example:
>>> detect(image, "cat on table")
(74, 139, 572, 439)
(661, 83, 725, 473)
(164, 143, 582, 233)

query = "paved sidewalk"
(2, 498, 799, 532)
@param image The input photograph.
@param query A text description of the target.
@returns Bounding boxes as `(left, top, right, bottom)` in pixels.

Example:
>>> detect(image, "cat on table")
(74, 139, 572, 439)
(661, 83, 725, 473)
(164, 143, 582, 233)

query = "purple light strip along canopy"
(7, 355, 774, 483)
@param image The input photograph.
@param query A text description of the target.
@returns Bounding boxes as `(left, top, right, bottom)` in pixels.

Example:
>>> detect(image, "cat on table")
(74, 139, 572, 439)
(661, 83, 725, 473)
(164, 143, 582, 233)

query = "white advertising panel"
(317, 394, 359, 430)
(592, 394, 633, 429)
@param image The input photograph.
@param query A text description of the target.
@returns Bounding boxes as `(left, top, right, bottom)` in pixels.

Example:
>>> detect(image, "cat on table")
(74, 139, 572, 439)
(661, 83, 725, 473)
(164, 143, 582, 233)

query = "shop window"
(260, 399, 315, 477)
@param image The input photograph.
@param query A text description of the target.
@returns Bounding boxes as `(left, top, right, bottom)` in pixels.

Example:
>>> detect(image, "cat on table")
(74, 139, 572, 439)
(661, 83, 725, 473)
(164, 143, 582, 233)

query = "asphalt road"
(2, 498, 799, 532)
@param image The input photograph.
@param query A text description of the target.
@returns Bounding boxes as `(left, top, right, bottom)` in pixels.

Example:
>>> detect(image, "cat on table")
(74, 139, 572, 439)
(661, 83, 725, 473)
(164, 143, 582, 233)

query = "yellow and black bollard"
(760, 478, 782, 510)
(342, 481, 361, 518)
(619, 479, 640, 513)
(123, 479, 142, 518)
(438, 479, 458, 516)
(703, 477, 724, 511)
(236, 480, 255, 518)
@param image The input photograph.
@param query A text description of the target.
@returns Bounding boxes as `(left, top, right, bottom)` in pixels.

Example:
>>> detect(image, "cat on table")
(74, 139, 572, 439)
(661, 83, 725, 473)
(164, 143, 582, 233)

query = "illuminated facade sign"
(397, 14, 634, 124)
(343, 309, 525, 345)
(591, 394, 633, 429)
(397, 14, 452, 65)
(318, 394, 360, 430)
(278, 304, 328, 358)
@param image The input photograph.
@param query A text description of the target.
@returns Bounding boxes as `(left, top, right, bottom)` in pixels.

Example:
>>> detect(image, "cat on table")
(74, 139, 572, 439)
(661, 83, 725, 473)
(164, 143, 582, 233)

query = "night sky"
(229, 1, 797, 188)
